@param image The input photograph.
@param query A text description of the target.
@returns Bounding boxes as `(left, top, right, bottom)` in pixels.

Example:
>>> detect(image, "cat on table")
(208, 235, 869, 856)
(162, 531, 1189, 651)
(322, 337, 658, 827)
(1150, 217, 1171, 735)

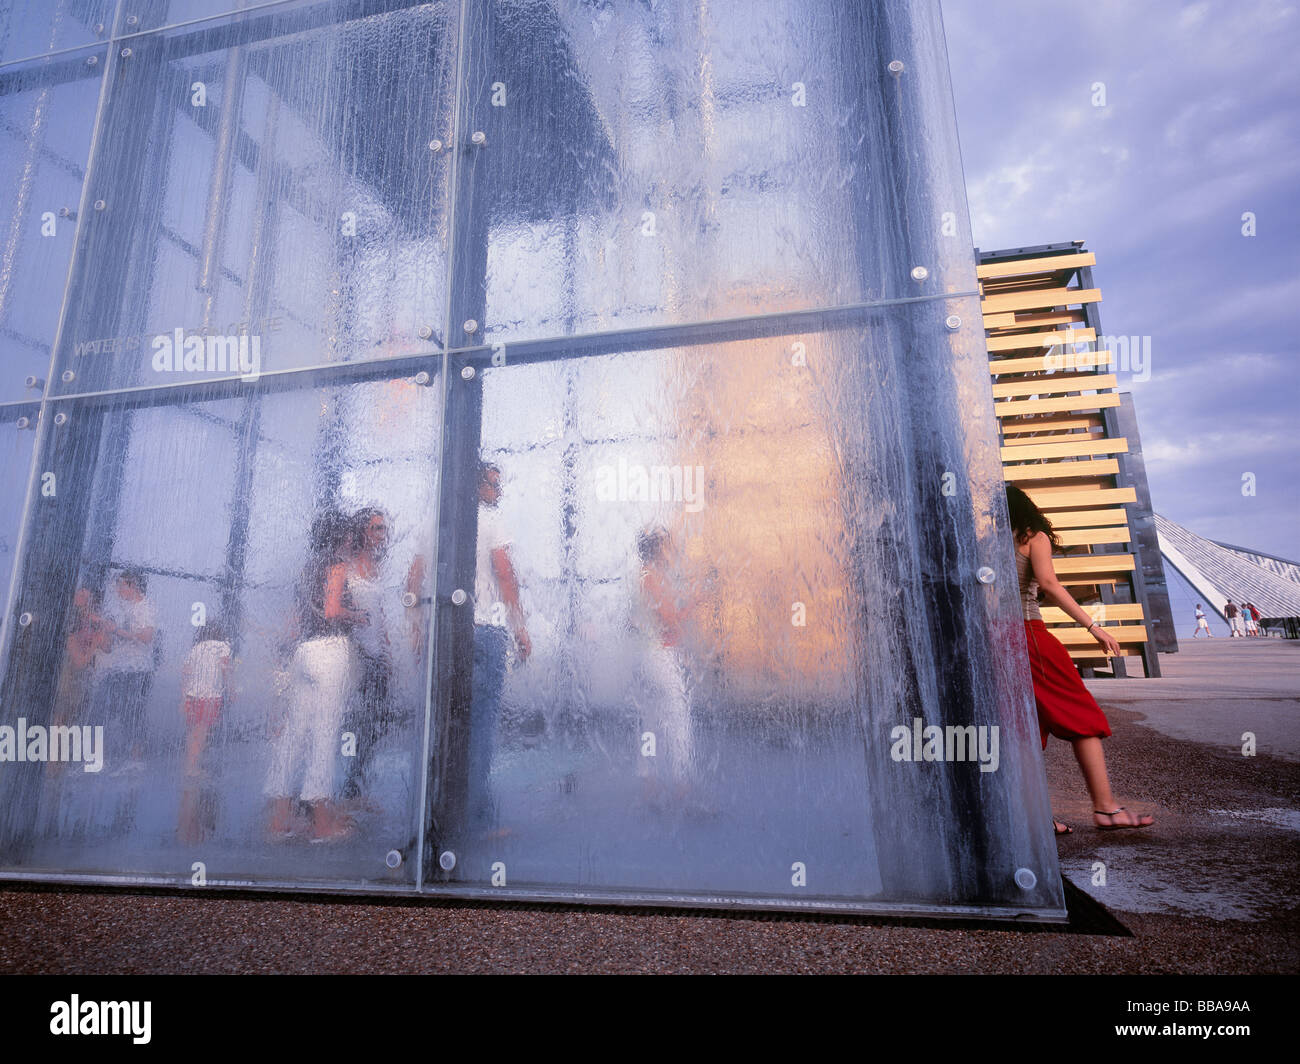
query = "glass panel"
(52, 0, 458, 396)
(0, 1, 116, 65)
(0, 47, 105, 402)
(0, 366, 441, 889)
(131, 2, 309, 36)
(452, 0, 977, 345)
(424, 299, 1065, 918)
(0, 407, 38, 622)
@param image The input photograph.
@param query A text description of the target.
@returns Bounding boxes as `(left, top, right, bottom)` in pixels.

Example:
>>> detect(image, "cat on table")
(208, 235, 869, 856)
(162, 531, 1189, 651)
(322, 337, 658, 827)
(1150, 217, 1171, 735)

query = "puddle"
(1207, 807, 1300, 833)
(1061, 849, 1274, 921)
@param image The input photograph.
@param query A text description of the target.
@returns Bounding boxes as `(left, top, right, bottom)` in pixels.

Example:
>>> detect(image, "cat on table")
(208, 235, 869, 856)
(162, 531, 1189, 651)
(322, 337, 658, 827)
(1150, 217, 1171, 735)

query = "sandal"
(1053, 819, 1073, 836)
(1094, 807, 1154, 831)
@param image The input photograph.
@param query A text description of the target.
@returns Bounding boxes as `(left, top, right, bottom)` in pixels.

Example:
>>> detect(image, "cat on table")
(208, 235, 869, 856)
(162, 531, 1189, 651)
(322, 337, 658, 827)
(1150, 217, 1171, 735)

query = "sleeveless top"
(1015, 549, 1042, 621)
(346, 571, 389, 661)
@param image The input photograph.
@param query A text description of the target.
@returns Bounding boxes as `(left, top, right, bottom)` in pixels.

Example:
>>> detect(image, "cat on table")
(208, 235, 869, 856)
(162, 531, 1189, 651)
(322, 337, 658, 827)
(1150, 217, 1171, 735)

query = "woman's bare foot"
(1054, 819, 1073, 836)
(1094, 807, 1154, 831)
(309, 802, 355, 842)
(268, 797, 297, 837)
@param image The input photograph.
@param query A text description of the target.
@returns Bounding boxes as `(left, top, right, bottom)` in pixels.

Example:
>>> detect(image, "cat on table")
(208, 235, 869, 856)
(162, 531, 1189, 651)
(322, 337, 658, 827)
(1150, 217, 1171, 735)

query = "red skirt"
(1024, 620, 1112, 749)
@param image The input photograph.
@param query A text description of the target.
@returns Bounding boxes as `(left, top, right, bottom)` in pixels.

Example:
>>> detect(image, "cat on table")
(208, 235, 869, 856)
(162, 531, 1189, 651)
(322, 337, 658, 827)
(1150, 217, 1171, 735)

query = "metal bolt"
(888, 60, 905, 75)
(470, 131, 486, 146)
(401, 592, 418, 608)
(58, 207, 73, 218)
(386, 850, 403, 869)
(450, 589, 468, 606)
(94, 22, 105, 34)
(93, 199, 106, 211)
(417, 325, 433, 340)
(24, 375, 42, 389)
(15, 417, 30, 430)
(126, 14, 139, 26)
(53, 412, 68, 426)
(945, 315, 962, 331)
(413, 371, 430, 386)
(463, 319, 478, 334)
(17, 612, 33, 628)
(428, 139, 443, 152)
(439, 850, 456, 870)
(86, 55, 98, 67)
(460, 365, 475, 380)
(910, 265, 929, 281)
(61, 369, 75, 383)
(976, 566, 996, 585)
(1014, 868, 1038, 890)
(120, 47, 132, 58)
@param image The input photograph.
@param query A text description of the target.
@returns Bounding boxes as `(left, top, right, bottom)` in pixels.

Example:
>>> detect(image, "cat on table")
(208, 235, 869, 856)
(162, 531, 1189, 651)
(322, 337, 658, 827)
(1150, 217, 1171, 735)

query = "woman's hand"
(1090, 624, 1121, 657)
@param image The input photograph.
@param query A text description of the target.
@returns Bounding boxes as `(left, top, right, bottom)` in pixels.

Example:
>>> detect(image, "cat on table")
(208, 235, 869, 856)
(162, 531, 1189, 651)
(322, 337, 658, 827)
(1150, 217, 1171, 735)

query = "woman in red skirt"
(1007, 485, 1154, 836)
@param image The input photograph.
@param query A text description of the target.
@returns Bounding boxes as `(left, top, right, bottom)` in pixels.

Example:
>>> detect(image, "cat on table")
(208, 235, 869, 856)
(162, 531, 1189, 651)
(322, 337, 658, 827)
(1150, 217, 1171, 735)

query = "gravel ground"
(2, 702, 1296, 974)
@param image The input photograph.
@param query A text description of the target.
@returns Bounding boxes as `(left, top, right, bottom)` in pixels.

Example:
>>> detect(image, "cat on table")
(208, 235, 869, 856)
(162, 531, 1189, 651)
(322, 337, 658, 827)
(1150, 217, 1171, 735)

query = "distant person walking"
(633, 526, 695, 804)
(339, 507, 394, 804)
(50, 588, 109, 776)
(265, 512, 361, 843)
(178, 621, 232, 844)
(1225, 600, 1244, 638)
(1193, 604, 1213, 637)
(1244, 602, 1261, 637)
(179, 621, 232, 779)
(53, 588, 108, 729)
(467, 462, 531, 835)
(93, 569, 158, 774)
(339, 506, 427, 804)
(1007, 485, 1154, 836)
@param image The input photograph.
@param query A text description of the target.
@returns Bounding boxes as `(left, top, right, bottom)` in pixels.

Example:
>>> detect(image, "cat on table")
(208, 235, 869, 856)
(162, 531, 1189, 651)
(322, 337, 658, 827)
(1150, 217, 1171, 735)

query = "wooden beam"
(989, 350, 1112, 375)
(1052, 554, 1136, 576)
(984, 312, 1017, 329)
(985, 327, 1096, 353)
(1025, 487, 1137, 508)
(1042, 603, 1145, 623)
(981, 287, 1102, 315)
(1055, 626, 1148, 646)
(1056, 526, 1131, 547)
(1003, 430, 1104, 447)
(999, 437, 1129, 461)
(976, 252, 1096, 279)
(1003, 459, 1120, 482)
(1000, 414, 1105, 434)
(994, 392, 1122, 417)
(1067, 646, 1142, 659)
(1002, 311, 1087, 328)
(1042, 508, 1130, 528)
(992, 373, 1118, 399)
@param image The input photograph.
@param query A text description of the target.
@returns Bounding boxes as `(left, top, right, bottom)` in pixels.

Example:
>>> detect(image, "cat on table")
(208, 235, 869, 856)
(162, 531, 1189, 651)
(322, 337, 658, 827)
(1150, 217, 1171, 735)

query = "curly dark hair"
(1005, 484, 1062, 551)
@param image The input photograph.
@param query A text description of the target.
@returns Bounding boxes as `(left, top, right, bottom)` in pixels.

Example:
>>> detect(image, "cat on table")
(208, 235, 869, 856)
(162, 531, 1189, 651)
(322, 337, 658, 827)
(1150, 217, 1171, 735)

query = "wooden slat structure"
(978, 241, 1162, 676)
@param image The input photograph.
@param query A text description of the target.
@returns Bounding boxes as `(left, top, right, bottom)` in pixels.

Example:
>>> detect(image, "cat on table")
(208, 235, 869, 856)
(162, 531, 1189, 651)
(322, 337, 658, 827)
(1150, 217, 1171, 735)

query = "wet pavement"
(2, 640, 1296, 973)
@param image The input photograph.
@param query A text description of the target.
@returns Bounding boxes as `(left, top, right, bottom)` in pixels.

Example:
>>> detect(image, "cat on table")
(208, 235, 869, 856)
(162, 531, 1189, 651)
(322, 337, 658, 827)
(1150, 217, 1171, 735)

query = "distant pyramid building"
(1155, 514, 1300, 638)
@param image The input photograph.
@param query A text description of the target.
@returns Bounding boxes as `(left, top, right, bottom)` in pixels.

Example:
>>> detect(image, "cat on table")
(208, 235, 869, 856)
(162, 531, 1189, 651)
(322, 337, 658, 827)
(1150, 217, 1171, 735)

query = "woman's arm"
(1027, 532, 1121, 656)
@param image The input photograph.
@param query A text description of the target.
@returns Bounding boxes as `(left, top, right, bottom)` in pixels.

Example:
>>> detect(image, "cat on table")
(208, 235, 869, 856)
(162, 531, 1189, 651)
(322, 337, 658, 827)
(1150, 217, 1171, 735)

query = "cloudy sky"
(942, 0, 1299, 560)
